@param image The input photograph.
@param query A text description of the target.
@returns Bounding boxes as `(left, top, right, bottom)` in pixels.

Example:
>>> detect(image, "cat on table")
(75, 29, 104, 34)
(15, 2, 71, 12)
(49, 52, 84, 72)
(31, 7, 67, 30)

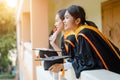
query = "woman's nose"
(54, 23, 56, 27)
(63, 19, 65, 23)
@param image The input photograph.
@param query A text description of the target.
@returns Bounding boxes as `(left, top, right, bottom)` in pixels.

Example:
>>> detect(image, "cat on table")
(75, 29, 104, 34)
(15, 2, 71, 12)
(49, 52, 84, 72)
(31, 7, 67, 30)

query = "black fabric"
(73, 26, 120, 78)
(61, 34, 76, 62)
(39, 49, 63, 70)
(39, 50, 58, 58)
(44, 59, 63, 70)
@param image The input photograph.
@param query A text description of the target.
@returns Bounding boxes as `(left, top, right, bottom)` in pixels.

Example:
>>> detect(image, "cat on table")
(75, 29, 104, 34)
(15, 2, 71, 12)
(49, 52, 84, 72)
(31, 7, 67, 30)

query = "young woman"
(48, 9, 67, 80)
(49, 5, 120, 79)
(49, 8, 77, 80)
(49, 9, 66, 55)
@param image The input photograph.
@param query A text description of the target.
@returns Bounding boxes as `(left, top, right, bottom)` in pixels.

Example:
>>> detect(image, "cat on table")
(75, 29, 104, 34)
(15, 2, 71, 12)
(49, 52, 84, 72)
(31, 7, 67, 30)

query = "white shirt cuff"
(63, 61, 72, 70)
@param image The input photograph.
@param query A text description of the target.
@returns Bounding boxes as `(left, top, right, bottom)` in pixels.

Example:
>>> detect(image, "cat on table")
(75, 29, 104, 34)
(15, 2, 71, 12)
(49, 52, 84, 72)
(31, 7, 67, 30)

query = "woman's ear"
(75, 18, 81, 25)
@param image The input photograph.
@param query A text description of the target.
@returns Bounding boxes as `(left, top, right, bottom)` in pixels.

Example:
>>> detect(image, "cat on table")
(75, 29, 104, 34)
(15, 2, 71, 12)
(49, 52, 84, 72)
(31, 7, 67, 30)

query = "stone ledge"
(81, 69, 120, 80)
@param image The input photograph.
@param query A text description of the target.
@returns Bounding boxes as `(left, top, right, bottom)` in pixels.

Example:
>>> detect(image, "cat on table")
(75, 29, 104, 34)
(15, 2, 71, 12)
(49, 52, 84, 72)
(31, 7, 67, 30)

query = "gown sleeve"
(61, 35, 76, 62)
(72, 34, 96, 79)
(61, 36, 66, 55)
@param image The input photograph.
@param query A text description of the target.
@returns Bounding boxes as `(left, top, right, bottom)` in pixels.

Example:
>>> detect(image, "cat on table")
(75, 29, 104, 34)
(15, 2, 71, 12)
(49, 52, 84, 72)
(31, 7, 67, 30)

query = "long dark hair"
(49, 9, 66, 49)
(50, 9, 66, 36)
(67, 5, 97, 28)
(57, 9, 66, 21)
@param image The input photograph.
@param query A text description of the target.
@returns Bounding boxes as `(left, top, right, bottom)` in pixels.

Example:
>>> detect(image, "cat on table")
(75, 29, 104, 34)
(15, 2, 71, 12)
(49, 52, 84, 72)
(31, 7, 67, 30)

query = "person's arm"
(49, 30, 62, 56)
(49, 61, 72, 73)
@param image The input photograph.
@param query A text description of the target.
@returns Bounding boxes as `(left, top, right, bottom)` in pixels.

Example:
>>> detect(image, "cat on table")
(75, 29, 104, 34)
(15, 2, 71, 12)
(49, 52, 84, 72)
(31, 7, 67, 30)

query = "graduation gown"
(61, 30, 76, 62)
(72, 25, 120, 78)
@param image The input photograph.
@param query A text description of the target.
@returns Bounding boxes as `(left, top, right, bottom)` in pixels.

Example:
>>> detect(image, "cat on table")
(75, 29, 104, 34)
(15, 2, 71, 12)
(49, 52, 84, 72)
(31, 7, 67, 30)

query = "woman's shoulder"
(76, 25, 98, 35)
(64, 30, 75, 39)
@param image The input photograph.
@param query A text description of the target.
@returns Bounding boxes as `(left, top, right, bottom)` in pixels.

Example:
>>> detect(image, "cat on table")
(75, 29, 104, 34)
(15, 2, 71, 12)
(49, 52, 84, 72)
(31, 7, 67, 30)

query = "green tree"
(0, 1, 16, 74)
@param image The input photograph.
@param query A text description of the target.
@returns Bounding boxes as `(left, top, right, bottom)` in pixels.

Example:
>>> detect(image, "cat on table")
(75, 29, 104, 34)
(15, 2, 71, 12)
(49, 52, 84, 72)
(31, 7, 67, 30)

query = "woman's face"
(54, 14, 64, 32)
(63, 11, 79, 31)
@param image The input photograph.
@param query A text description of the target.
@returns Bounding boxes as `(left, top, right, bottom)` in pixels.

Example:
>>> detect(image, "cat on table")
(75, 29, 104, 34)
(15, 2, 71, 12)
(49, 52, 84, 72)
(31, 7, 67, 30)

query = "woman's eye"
(65, 16, 68, 19)
(55, 20, 58, 22)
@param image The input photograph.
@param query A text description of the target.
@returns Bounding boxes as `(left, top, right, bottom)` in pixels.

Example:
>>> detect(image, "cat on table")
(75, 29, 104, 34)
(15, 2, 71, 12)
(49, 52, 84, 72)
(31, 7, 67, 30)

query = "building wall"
(48, 0, 108, 32)
(31, 0, 48, 80)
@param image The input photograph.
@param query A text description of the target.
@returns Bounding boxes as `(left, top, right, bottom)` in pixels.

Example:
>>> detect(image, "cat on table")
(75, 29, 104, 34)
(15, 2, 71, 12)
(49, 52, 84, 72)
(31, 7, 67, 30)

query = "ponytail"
(85, 20, 98, 28)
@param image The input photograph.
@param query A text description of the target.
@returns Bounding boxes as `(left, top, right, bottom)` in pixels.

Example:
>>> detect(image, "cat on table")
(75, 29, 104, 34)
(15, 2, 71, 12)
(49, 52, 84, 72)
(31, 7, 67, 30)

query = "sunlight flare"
(5, 0, 17, 8)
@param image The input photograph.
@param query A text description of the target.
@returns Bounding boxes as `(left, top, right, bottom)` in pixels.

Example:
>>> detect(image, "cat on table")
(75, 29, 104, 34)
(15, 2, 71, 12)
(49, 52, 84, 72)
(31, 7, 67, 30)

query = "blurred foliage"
(0, 73, 15, 79)
(0, 1, 16, 74)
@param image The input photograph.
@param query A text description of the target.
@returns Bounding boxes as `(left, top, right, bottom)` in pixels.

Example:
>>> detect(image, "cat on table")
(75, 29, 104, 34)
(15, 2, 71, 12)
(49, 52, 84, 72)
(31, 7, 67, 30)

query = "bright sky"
(5, 0, 17, 8)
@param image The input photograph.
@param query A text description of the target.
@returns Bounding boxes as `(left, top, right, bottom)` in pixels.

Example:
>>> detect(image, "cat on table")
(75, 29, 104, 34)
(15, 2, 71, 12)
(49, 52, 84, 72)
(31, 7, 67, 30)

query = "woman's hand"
(49, 30, 60, 45)
(49, 29, 62, 56)
(49, 63, 64, 73)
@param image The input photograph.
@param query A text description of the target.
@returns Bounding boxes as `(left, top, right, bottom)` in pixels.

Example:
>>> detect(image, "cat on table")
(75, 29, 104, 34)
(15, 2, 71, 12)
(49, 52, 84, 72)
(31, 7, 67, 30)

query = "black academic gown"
(61, 30, 76, 62)
(72, 25, 120, 78)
